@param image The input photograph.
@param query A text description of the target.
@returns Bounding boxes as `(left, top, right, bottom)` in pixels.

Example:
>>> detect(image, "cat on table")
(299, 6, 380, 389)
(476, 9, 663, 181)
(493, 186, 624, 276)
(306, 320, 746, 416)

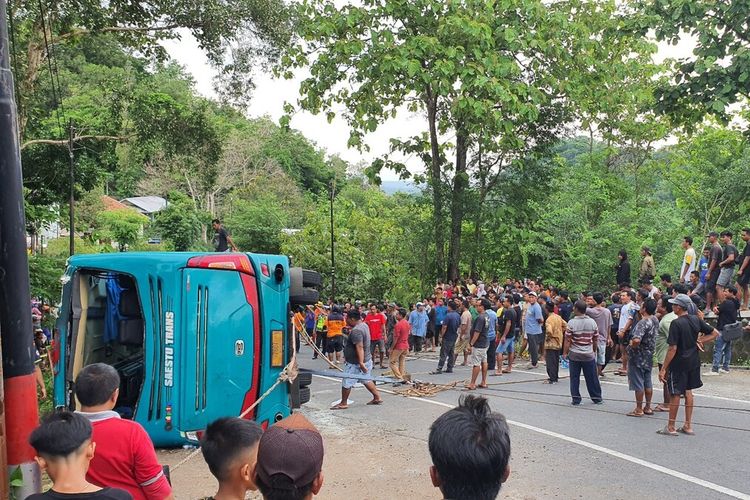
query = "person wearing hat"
(657, 294, 719, 436)
(639, 246, 656, 283)
(254, 414, 325, 500)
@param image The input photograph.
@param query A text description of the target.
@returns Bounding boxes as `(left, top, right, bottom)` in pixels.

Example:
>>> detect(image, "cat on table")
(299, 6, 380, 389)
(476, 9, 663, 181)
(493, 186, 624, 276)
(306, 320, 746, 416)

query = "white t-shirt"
(681, 247, 697, 279)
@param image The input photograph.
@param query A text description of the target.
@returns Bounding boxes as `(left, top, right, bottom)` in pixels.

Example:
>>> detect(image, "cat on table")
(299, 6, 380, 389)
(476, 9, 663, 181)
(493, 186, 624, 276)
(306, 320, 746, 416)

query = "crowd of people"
(299, 230, 749, 435)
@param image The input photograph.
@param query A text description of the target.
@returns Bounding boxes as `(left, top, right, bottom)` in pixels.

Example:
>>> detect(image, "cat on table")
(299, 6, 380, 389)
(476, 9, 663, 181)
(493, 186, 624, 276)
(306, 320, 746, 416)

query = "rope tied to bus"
(171, 321, 300, 473)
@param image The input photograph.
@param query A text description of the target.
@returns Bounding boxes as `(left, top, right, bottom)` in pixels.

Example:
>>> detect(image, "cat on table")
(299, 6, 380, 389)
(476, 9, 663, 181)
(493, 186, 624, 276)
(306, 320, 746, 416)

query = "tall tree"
(282, 0, 656, 281)
(643, 0, 750, 129)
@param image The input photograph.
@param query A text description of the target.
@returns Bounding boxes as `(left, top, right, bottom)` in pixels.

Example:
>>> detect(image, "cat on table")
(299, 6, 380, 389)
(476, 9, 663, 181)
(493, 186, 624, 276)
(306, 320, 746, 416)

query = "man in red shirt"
(75, 363, 173, 500)
(365, 304, 388, 369)
(389, 308, 411, 379)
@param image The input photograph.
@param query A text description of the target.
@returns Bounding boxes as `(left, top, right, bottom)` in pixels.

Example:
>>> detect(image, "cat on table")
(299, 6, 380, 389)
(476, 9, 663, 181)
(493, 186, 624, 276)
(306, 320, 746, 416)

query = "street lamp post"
(329, 180, 335, 303)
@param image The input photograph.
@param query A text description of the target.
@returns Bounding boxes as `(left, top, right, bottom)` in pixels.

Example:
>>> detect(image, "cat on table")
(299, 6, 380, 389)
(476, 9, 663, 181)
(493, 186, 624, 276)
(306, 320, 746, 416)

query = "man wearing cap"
(254, 413, 325, 500)
(705, 231, 723, 313)
(523, 292, 544, 369)
(408, 302, 429, 352)
(332, 310, 383, 409)
(639, 246, 656, 282)
(657, 294, 719, 436)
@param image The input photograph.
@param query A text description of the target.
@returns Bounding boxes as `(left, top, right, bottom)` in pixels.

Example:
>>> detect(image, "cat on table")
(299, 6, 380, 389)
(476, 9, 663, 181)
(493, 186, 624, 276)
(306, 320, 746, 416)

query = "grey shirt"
(344, 322, 372, 364)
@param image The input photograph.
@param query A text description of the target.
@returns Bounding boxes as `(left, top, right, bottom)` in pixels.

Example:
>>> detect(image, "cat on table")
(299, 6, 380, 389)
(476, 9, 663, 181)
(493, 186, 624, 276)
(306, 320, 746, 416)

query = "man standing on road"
(736, 228, 750, 310)
(586, 292, 613, 377)
(679, 236, 697, 284)
(625, 298, 658, 417)
(466, 299, 491, 390)
(543, 302, 566, 384)
(658, 294, 719, 435)
(563, 301, 603, 405)
(211, 219, 238, 252)
(495, 295, 517, 375)
(453, 300, 473, 366)
(365, 304, 387, 369)
(616, 290, 639, 376)
(408, 302, 429, 352)
(434, 301, 461, 374)
(485, 303, 499, 373)
(389, 308, 410, 380)
(524, 292, 544, 369)
(428, 396, 511, 500)
(705, 231, 723, 313)
(332, 310, 382, 409)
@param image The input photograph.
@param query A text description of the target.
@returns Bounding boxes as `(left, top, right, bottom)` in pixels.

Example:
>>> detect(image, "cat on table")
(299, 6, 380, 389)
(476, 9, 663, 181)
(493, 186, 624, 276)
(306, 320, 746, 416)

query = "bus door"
(178, 259, 259, 432)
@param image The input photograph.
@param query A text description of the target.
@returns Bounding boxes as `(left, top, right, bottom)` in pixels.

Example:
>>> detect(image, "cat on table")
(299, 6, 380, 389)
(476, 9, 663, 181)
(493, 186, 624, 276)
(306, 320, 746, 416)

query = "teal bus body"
(53, 252, 295, 447)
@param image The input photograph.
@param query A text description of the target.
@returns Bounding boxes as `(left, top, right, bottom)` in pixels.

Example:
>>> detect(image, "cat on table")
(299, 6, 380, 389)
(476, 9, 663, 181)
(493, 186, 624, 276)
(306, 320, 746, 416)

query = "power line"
(36, 0, 65, 139)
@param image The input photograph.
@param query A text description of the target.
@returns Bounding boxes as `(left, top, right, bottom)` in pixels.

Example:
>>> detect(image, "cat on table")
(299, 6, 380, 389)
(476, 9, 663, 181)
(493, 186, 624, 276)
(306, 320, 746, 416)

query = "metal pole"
(0, 0, 42, 495)
(329, 180, 335, 303)
(68, 119, 74, 256)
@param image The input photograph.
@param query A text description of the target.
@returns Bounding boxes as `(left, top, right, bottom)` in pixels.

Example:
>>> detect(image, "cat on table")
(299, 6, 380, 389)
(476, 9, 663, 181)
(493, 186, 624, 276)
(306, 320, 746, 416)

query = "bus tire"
(290, 288, 319, 306)
(298, 386, 311, 406)
(297, 372, 312, 388)
(302, 269, 322, 288)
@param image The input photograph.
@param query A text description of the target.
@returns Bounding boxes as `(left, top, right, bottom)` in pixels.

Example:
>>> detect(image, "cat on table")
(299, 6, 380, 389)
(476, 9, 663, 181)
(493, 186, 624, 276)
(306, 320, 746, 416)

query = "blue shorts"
(342, 360, 373, 389)
(497, 338, 515, 354)
(627, 363, 653, 392)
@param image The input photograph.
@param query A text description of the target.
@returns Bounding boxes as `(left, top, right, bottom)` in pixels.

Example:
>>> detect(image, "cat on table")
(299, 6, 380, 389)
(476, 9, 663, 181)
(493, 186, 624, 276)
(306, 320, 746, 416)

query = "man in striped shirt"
(563, 301, 603, 405)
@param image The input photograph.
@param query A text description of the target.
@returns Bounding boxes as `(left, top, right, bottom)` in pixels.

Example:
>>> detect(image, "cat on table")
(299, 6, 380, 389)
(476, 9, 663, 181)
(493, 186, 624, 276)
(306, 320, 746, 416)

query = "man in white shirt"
(679, 236, 697, 283)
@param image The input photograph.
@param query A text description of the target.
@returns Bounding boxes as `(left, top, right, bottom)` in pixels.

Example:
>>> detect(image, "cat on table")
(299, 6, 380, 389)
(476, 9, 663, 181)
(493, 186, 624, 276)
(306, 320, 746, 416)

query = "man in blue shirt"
(524, 292, 544, 369)
(485, 305, 498, 372)
(409, 302, 429, 352)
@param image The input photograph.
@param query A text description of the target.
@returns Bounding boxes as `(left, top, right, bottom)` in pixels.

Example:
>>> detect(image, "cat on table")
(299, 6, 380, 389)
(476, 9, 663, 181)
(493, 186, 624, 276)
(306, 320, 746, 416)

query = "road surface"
(161, 345, 750, 499)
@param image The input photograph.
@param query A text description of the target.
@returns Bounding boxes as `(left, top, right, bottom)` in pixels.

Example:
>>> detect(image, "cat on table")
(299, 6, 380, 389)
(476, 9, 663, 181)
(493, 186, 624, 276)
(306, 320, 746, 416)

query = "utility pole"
(0, 0, 42, 496)
(329, 180, 336, 303)
(68, 119, 75, 256)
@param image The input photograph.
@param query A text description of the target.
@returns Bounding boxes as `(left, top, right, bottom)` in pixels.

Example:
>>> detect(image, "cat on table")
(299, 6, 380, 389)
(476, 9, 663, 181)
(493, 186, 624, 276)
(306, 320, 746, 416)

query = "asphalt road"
(298, 347, 750, 500)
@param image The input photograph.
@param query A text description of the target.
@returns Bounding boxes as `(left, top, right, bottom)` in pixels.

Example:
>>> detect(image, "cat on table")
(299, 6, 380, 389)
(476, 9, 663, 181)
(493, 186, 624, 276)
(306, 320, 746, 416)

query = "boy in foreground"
(200, 417, 264, 500)
(27, 411, 132, 499)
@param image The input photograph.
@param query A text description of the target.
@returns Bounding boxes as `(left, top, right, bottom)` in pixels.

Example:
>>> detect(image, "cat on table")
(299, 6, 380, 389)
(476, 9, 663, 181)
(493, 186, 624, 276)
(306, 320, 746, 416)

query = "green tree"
(282, 0, 658, 281)
(155, 192, 206, 251)
(96, 209, 149, 251)
(643, 0, 750, 129)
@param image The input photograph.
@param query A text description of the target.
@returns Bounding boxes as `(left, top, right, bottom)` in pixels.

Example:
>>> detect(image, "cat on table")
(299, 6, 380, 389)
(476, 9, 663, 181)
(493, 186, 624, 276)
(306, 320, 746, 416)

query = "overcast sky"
(162, 30, 695, 181)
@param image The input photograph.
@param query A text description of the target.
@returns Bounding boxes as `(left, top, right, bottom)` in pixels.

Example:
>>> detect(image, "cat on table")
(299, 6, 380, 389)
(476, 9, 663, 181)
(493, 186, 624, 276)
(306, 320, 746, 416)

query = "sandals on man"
(656, 426, 678, 436)
(677, 426, 695, 435)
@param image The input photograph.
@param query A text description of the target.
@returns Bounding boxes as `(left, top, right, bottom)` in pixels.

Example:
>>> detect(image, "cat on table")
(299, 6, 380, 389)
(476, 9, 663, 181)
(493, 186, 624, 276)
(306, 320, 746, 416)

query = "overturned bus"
(52, 252, 320, 446)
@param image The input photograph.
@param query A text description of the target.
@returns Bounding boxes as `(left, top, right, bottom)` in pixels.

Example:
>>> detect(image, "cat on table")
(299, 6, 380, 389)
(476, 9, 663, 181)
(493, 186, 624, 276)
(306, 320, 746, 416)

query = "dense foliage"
(11, 0, 750, 303)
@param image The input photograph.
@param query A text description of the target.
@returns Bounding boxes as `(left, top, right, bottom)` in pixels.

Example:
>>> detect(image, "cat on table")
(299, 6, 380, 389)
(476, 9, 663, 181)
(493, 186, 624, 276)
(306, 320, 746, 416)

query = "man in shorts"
(705, 231, 723, 313)
(495, 295, 517, 375)
(325, 306, 345, 364)
(717, 231, 738, 298)
(737, 228, 750, 310)
(466, 299, 490, 390)
(331, 310, 382, 409)
(658, 294, 719, 436)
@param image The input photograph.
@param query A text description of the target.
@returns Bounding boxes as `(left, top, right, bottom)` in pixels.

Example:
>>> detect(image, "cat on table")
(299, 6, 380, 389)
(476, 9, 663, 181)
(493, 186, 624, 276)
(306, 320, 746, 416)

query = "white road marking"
(314, 374, 750, 499)
(600, 380, 750, 405)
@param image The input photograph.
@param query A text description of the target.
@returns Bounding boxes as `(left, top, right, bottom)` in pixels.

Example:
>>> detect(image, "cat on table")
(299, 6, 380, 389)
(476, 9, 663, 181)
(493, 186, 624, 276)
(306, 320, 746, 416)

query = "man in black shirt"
(736, 228, 750, 311)
(704, 231, 723, 312)
(466, 299, 490, 390)
(212, 218, 238, 252)
(495, 295, 517, 375)
(716, 231, 738, 297)
(658, 294, 719, 436)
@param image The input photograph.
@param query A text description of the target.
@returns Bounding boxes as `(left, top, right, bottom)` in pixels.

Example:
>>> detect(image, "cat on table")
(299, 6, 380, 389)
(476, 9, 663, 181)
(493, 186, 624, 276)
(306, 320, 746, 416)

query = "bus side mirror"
(274, 264, 284, 283)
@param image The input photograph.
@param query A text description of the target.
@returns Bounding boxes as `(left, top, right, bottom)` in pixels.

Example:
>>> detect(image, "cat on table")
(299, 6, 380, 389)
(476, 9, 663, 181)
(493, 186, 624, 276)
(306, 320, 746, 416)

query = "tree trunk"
(447, 127, 468, 281)
(426, 91, 445, 280)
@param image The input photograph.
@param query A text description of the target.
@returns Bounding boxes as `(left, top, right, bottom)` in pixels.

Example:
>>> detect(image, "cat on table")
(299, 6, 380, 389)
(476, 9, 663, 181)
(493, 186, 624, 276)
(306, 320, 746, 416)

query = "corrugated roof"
(101, 196, 131, 211)
(120, 196, 167, 214)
